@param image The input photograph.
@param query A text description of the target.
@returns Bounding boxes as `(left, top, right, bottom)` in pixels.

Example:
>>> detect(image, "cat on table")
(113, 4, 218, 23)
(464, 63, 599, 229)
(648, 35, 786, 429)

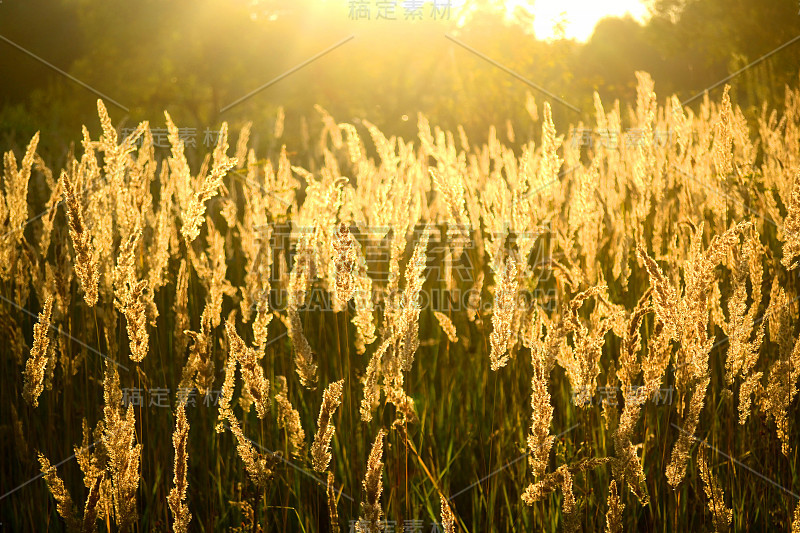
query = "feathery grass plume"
(549, 253, 584, 294)
(173, 259, 190, 357)
(782, 166, 800, 269)
(636, 243, 680, 341)
(287, 230, 318, 388)
(680, 222, 747, 383)
(612, 387, 650, 505)
(245, 220, 274, 350)
(274, 106, 285, 138)
(102, 359, 141, 532)
(357, 429, 386, 533)
(666, 376, 710, 488)
(0, 132, 39, 279)
(385, 384, 417, 428)
(762, 332, 800, 456)
(525, 91, 539, 121)
(23, 294, 54, 407)
(567, 162, 603, 282)
(385, 225, 409, 314)
(316, 104, 344, 149)
(560, 465, 580, 533)
(94, 100, 147, 243)
(168, 401, 192, 533)
(180, 122, 237, 242)
(60, 160, 99, 307)
(539, 102, 562, 190)
(478, 178, 510, 275)
(640, 222, 745, 402)
(526, 368, 556, 476)
(642, 324, 672, 404)
(698, 448, 732, 532)
(522, 457, 610, 505)
(82, 472, 104, 533)
(440, 495, 455, 533)
(522, 464, 566, 504)
(557, 285, 611, 406)
(609, 290, 653, 505)
(466, 270, 484, 323)
(263, 146, 299, 219)
(429, 164, 470, 255)
(102, 358, 123, 428)
(234, 122, 252, 169)
(617, 288, 652, 388)
(38, 453, 81, 532)
(147, 170, 174, 294)
(738, 371, 762, 426)
(352, 260, 377, 354)
(190, 219, 236, 329)
(327, 471, 340, 533)
(74, 419, 111, 527)
(397, 226, 430, 372)
(362, 227, 430, 426)
(362, 119, 397, 168)
(215, 352, 238, 433)
(103, 403, 141, 531)
(275, 376, 306, 459)
(228, 499, 258, 532)
(3, 131, 39, 231)
(113, 228, 149, 362)
(766, 278, 794, 357)
(489, 256, 519, 371)
(179, 305, 215, 395)
(331, 222, 357, 311)
(722, 229, 766, 423)
(226, 413, 277, 490)
(712, 86, 734, 179)
(252, 293, 274, 353)
(605, 479, 624, 533)
(434, 311, 458, 343)
(523, 462, 585, 533)
(526, 309, 556, 479)
(226, 319, 270, 418)
(723, 226, 764, 382)
(165, 112, 192, 221)
(239, 167, 269, 323)
(312, 379, 345, 472)
(360, 338, 391, 422)
(339, 122, 362, 164)
(793, 498, 800, 533)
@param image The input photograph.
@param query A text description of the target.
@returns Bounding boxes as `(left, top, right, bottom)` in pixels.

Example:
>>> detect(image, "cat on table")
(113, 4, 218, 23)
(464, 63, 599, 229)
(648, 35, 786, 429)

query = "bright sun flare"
(499, 0, 650, 42)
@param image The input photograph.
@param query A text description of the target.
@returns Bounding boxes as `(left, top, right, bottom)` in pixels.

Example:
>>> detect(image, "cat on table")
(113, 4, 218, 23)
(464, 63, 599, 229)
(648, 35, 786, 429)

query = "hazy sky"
(447, 0, 651, 41)
(530, 0, 649, 41)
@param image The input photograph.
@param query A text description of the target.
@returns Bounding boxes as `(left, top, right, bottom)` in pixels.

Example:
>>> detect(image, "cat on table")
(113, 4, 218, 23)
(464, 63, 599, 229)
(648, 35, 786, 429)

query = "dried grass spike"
(357, 428, 386, 533)
(434, 311, 458, 343)
(605, 479, 624, 533)
(23, 295, 54, 407)
(168, 401, 192, 533)
(312, 379, 345, 472)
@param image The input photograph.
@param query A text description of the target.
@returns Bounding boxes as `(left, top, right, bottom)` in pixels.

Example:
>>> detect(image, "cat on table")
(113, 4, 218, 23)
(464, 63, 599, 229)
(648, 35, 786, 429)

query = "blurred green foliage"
(1, 0, 799, 157)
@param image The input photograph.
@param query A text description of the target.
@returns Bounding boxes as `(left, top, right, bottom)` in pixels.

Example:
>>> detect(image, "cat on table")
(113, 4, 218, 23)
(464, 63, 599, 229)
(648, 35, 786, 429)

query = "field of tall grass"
(2, 72, 800, 531)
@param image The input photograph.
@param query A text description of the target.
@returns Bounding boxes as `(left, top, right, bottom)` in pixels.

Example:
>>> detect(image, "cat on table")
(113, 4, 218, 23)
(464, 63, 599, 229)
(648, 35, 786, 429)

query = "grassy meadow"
(2, 72, 800, 532)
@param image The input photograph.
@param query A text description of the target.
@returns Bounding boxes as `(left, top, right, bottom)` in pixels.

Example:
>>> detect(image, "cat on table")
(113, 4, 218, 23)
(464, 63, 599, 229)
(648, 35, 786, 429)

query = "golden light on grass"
(6, 74, 800, 530)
